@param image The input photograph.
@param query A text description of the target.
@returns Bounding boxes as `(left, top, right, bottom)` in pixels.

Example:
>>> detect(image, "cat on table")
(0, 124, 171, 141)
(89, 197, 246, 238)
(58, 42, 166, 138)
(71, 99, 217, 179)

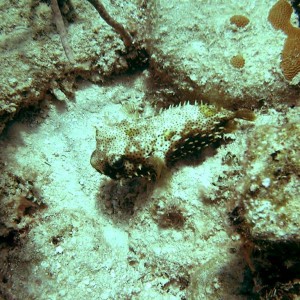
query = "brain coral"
(268, 0, 294, 34)
(268, 0, 300, 82)
(230, 15, 250, 29)
(230, 54, 245, 69)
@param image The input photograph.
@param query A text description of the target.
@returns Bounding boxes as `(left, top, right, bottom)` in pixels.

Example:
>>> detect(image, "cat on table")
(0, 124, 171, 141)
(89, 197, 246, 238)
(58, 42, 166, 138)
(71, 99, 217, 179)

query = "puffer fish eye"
(111, 156, 124, 169)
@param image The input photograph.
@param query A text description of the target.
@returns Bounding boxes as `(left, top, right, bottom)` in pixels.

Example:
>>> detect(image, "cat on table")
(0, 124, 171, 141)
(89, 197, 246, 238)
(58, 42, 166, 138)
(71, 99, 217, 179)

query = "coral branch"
(50, 0, 75, 63)
(86, 0, 133, 48)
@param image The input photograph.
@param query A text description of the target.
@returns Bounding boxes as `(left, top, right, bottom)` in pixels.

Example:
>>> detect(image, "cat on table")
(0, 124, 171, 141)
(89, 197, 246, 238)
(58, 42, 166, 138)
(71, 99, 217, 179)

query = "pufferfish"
(90, 102, 254, 181)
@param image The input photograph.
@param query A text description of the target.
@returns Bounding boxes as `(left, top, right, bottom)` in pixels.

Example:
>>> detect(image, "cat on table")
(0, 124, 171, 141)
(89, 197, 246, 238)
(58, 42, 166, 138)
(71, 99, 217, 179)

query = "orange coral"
(280, 36, 300, 81)
(230, 15, 250, 28)
(268, 0, 300, 81)
(268, 0, 293, 34)
(230, 54, 245, 69)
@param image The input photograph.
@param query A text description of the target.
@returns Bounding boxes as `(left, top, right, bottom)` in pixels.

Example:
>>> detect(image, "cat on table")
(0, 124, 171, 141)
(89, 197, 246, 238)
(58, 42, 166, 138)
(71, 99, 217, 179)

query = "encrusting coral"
(230, 54, 245, 69)
(229, 15, 250, 29)
(268, 0, 300, 82)
(91, 102, 254, 181)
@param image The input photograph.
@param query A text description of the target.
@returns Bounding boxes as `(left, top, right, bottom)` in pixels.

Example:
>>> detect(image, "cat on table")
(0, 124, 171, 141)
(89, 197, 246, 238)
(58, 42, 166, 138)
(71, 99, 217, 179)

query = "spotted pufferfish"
(90, 102, 254, 181)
